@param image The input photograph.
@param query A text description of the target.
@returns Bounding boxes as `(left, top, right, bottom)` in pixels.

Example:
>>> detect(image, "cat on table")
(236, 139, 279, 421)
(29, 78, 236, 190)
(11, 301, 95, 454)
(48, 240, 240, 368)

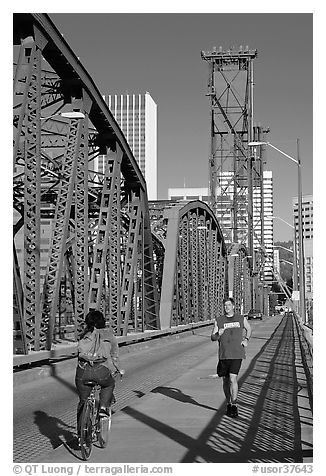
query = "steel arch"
(157, 201, 227, 329)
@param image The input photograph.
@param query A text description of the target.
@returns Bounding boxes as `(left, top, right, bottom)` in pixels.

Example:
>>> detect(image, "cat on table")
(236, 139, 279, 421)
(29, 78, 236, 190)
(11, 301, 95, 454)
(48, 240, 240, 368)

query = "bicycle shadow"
(33, 410, 84, 460)
(33, 411, 76, 448)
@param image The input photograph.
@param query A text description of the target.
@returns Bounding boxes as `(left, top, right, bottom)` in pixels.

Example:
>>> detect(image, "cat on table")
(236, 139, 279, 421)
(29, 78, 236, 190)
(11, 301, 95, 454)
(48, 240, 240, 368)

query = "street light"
(41, 111, 86, 120)
(280, 258, 294, 266)
(61, 111, 86, 119)
(263, 252, 293, 302)
(272, 215, 298, 295)
(272, 215, 294, 229)
(273, 244, 294, 254)
(249, 140, 306, 323)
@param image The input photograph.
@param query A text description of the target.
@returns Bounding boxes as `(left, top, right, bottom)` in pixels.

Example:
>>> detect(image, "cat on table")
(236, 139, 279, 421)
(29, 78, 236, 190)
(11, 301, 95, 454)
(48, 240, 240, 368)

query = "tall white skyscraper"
(103, 92, 157, 200)
(253, 171, 274, 281)
(292, 194, 313, 301)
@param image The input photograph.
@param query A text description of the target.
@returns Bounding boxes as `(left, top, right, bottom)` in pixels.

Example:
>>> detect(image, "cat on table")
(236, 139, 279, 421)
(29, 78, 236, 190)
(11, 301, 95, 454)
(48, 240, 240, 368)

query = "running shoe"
(231, 404, 238, 418)
(226, 403, 232, 416)
(99, 407, 112, 418)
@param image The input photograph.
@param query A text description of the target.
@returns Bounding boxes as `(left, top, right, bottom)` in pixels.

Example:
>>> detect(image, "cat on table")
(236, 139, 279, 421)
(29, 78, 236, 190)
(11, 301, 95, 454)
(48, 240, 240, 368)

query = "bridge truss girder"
(227, 243, 252, 315)
(157, 201, 228, 329)
(13, 13, 160, 353)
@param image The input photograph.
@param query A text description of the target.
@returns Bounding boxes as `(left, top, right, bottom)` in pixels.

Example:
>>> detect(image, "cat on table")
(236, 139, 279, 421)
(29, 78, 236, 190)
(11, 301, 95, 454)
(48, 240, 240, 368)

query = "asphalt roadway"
(13, 315, 312, 463)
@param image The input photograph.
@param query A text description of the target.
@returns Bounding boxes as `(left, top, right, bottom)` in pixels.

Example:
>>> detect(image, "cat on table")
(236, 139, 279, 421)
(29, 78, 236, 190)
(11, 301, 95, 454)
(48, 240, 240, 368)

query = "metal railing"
(292, 310, 313, 410)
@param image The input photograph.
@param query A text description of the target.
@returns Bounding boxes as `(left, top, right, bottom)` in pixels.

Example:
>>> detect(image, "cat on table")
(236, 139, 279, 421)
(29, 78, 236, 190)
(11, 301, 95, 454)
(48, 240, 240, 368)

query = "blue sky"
(4, 7, 321, 463)
(51, 11, 313, 241)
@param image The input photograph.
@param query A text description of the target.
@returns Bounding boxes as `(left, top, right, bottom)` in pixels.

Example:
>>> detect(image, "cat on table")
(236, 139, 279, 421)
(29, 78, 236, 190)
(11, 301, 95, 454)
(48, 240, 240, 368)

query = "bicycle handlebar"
(113, 368, 125, 379)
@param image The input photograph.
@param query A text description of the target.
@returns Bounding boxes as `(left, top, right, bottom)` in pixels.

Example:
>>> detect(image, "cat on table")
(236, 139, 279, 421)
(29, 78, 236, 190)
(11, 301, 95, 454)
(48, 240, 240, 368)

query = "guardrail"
(294, 312, 313, 356)
(292, 311, 313, 409)
(13, 320, 214, 368)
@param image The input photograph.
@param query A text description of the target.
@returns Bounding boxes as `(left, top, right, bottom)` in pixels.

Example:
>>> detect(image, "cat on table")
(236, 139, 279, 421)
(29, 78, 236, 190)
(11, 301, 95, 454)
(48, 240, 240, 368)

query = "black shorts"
(217, 359, 242, 377)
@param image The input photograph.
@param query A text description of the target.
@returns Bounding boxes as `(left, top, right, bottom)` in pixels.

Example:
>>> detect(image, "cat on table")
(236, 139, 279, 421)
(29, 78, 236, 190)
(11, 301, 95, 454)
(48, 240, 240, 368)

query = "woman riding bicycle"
(75, 310, 122, 438)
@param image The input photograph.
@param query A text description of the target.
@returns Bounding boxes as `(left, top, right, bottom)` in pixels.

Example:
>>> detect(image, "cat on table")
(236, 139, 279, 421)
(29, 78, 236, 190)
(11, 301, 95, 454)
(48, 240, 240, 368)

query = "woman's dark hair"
(80, 310, 106, 338)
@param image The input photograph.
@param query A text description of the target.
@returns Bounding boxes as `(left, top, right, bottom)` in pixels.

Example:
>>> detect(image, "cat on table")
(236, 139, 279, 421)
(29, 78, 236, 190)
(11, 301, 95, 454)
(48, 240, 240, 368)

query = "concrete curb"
(13, 321, 213, 367)
(13, 324, 211, 388)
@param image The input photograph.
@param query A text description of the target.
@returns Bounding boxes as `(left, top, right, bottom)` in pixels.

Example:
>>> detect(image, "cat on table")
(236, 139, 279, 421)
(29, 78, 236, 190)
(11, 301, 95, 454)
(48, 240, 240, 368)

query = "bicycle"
(79, 368, 124, 460)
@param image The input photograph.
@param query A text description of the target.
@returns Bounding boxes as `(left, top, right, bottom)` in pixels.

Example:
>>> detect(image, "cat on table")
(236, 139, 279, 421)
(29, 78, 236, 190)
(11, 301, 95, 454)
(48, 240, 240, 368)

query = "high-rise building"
(292, 194, 313, 300)
(253, 171, 274, 281)
(102, 92, 157, 200)
(293, 194, 313, 240)
(273, 248, 280, 275)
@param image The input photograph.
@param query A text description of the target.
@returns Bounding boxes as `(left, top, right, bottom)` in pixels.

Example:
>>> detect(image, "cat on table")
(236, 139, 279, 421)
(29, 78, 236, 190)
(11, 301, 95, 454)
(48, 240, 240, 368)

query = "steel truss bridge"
(13, 13, 253, 357)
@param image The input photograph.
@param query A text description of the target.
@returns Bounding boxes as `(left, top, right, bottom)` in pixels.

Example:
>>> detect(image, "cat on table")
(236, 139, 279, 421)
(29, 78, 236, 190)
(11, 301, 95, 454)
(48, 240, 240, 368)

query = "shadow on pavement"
(152, 386, 216, 412)
(49, 363, 78, 394)
(33, 411, 76, 449)
(123, 317, 312, 463)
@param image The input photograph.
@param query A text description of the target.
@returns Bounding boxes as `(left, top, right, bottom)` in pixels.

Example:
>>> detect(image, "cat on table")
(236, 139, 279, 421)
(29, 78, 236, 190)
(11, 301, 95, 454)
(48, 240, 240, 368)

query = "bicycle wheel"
(80, 401, 93, 460)
(97, 409, 112, 448)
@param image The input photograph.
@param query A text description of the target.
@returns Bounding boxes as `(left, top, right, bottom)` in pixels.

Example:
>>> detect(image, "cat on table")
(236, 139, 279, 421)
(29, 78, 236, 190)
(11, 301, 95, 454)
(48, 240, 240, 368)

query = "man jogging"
(211, 297, 252, 418)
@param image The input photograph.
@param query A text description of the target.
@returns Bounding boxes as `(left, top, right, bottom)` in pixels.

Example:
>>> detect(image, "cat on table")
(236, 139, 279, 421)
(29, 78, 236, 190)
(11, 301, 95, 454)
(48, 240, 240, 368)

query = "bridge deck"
(31, 315, 312, 464)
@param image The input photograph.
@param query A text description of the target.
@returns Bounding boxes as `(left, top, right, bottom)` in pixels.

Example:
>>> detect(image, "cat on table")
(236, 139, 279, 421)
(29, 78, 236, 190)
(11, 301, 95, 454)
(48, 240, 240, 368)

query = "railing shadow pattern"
(181, 316, 306, 462)
(120, 317, 310, 463)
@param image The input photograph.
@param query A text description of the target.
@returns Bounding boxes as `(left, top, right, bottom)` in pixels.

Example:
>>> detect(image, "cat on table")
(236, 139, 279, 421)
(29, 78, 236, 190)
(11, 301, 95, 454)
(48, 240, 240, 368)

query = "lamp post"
(272, 217, 298, 297)
(280, 258, 294, 267)
(271, 216, 299, 313)
(249, 140, 306, 323)
(273, 244, 294, 254)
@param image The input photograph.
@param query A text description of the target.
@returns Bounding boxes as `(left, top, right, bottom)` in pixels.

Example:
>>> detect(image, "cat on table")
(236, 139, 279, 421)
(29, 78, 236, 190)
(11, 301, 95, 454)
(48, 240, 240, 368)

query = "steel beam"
(228, 244, 251, 314)
(23, 41, 42, 351)
(159, 208, 179, 329)
(73, 93, 91, 335)
(141, 190, 160, 330)
(120, 196, 143, 335)
(41, 116, 85, 349)
(88, 145, 123, 326)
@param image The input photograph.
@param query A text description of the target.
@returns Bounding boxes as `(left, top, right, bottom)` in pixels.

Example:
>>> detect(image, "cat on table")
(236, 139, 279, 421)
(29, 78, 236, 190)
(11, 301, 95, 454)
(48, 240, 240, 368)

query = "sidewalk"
(38, 315, 312, 463)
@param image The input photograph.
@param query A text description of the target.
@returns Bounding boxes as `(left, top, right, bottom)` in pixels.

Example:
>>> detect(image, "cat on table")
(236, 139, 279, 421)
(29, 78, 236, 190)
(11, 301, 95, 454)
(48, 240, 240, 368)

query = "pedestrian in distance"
(211, 297, 251, 418)
(75, 310, 124, 437)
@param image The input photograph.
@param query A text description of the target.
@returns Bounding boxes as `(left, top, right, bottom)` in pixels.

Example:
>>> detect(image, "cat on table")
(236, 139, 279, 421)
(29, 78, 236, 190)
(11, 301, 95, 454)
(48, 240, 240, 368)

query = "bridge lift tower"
(201, 46, 266, 308)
